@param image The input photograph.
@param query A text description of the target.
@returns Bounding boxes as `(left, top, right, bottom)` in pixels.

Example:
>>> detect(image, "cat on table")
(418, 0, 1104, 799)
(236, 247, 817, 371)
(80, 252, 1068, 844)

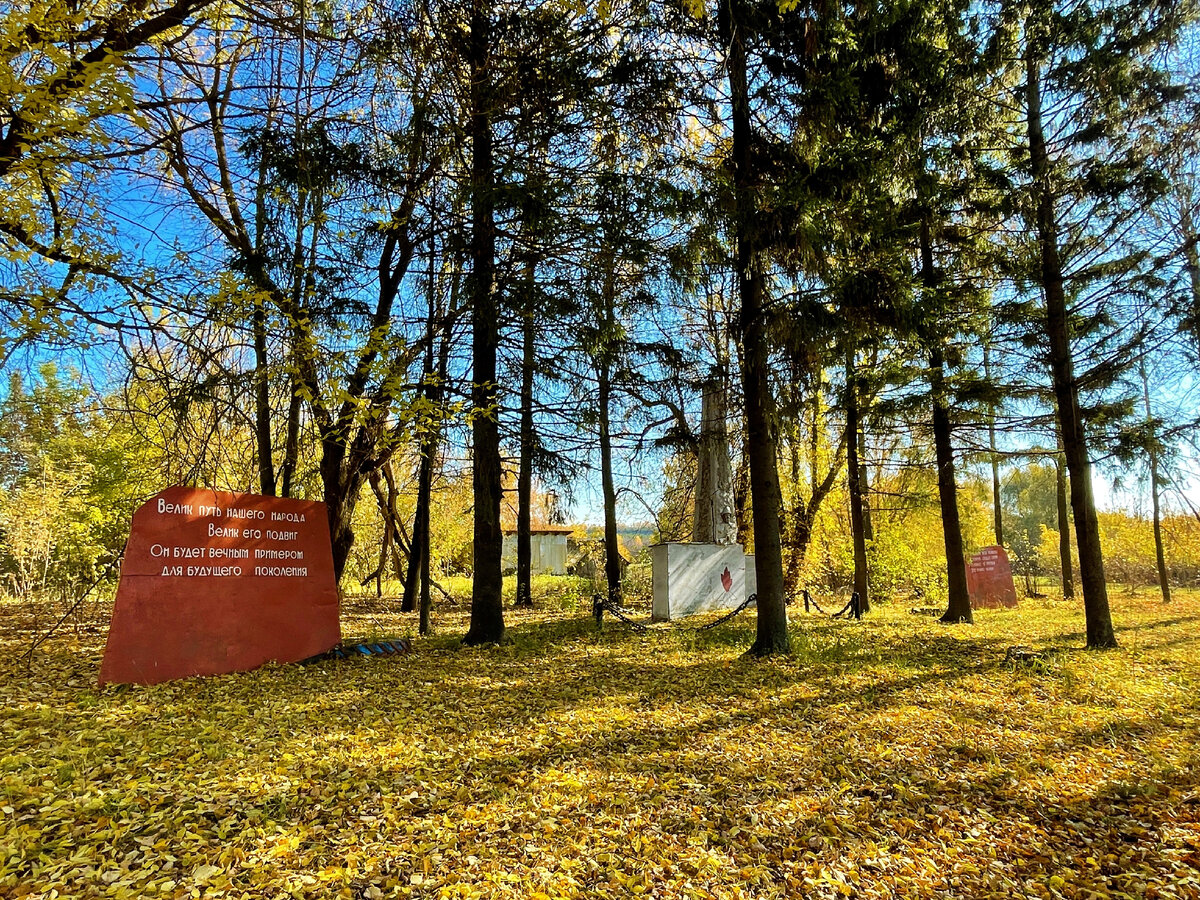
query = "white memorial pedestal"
(651, 542, 754, 621)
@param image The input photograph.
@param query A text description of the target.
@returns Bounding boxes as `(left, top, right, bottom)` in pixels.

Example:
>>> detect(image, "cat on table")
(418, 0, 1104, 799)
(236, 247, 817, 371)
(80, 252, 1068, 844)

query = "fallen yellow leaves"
(1, 587, 1199, 898)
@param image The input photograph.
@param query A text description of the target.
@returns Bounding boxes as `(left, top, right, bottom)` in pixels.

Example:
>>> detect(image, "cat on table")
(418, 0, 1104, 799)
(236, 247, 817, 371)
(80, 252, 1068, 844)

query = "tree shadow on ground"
(8, 595, 1200, 898)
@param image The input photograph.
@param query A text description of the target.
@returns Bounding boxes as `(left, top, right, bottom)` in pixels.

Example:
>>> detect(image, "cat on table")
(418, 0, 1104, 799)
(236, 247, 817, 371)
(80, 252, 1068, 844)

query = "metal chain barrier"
(802, 588, 862, 620)
(592, 588, 862, 634)
(592, 595, 648, 632)
(591, 593, 757, 632)
(695, 594, 757, 630)
(801, 589, 831, 614)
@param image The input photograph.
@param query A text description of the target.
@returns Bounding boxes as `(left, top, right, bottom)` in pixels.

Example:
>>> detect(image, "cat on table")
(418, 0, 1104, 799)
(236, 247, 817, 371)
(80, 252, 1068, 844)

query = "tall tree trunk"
(1148, 443, 1170, 607)
(419, 270, 456, 635)
(785, 377, 846, 595)
(857, 418, 873, 544)
(930, 347, 972, 624)
(404, 270, 441, 615)
(515, 262, 536, 608)
(989, 434, 1003, 545)
(598, 359, 622, 604)
(734, 451, 751, 547)
(845, 350, 870, 613)
(464, 0, 505, 645)
(403, 458, 425, 613)
(279, 379, 301, 498)
(596, 254, 623, 604)
(250, 112, 277, 499)
(1140, 355, 1171, 604)
(382, 462, 410, 570)
(402, 518, 421, 610)
(252, 299, 276, 496)
(367, 471, 392, 596)
(1054, 424, 1075, 599)
(402, 345, 427, 614)
(921, 217, 971, 624)
(321, 451, 364, 585)
(419, 476, 433, 635)
(366, 464, 404, 597)
(785, 378, 821, 595)
(784, 425, 802, 597)
(984, 345, 1003, 546)
(1026, 40, 1116, 648)
(1179, 200, 1200, 355)
(724, 0, 788, 655)
(407, 454, 431, 612)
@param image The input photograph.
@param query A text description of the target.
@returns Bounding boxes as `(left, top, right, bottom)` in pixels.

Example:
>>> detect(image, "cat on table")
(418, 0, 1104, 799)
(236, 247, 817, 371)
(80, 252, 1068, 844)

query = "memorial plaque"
(99, 486, 341, 685)
(965, 545, 1018, 610)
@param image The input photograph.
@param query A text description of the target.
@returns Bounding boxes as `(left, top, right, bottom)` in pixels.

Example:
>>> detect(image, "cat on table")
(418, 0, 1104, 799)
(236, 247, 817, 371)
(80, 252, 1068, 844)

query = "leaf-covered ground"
(2, 586, 1200, 899)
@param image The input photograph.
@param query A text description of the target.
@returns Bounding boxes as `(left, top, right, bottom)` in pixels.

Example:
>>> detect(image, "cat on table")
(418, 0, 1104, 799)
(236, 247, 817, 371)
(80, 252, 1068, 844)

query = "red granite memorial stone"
(99, 486, 341, 685)
(964, 544, 1018, 610)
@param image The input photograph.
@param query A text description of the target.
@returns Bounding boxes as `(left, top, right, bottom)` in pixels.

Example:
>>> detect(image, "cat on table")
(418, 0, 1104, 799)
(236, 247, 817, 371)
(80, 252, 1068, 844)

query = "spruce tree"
(995, 0, 1195, 647)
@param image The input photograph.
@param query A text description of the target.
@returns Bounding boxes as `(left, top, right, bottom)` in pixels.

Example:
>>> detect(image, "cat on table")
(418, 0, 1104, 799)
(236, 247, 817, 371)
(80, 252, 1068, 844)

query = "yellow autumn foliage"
(2, 586, 1199, 898)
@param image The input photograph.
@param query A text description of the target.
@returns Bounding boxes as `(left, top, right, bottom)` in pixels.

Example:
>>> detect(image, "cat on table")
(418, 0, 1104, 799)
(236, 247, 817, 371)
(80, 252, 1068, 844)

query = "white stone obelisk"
(653, 381, 747, 621)
(692, 381, 737, 545)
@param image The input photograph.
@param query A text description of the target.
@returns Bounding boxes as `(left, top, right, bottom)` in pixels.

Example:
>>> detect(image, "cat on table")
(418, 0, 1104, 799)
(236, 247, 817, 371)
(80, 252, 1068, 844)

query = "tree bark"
(365, 463, 406, 595)
(405, 268, 442, 615)
(515, 261, 536, 608)
(598, 359, 622, 604)
(595, 252, 623, 604)
(845, 350, 870, 613)
(419, 269, 456, 635)
(420, 474, 433, 635)
(321, 452, 365, 585)
(407, 454, 432, 612)
(403, 459, 426, 613)
(930, 346, 972, 624)
(920, 217, 971, 624)
(784, 427, 803, 597)
(724, 0, 788, 655)
(1179, 201, 1200, 355)
(990, 437, 1003, 545)
(367, 471, 392, 596)
(464, 0, 505, 645)
(734, 451, 751, 547)
(1140, 355, 1171, 604)
(1053, 426, 1075, 599)
(788, 374, 846, 578)
(1026, 40, 1116, 648)
(857, 418, 873, 544)
(984, 345, 1003, 546)
(784, 388, 846, 597)
(252, 298, 276, 496)
(1148, 436, 1170, 606)
(279, 378, 301, 498)
(410, 420, 438, 631)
